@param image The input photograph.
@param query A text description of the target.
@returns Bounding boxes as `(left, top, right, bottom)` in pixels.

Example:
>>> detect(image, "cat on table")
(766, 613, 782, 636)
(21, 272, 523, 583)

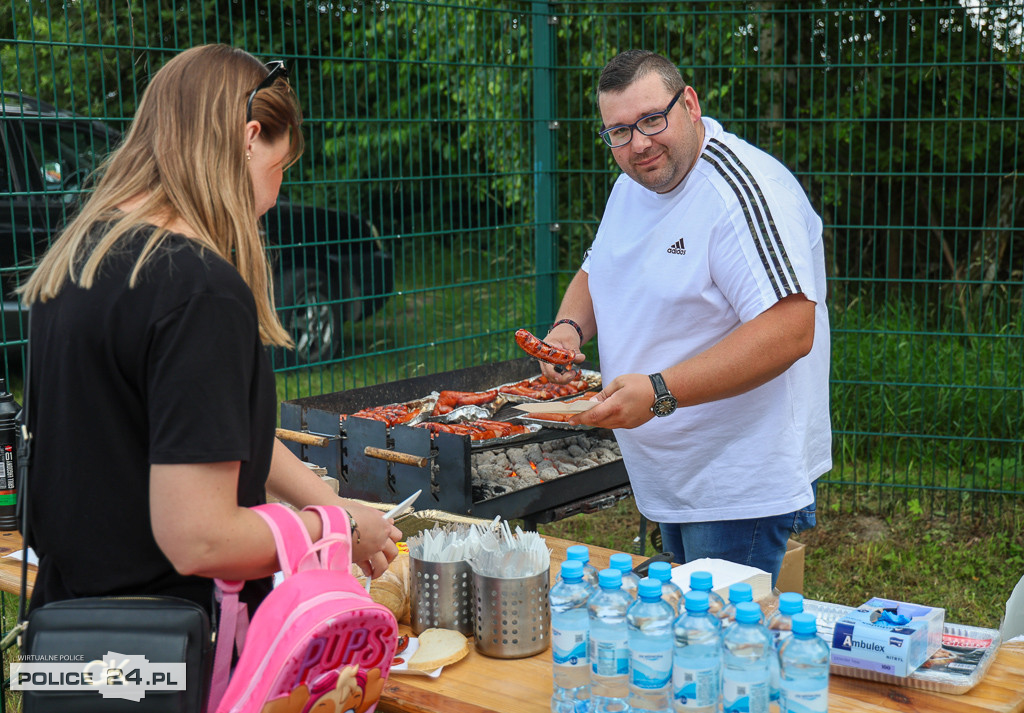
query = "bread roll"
(353, 553, 411, 623)
(407, 628, 470, 670)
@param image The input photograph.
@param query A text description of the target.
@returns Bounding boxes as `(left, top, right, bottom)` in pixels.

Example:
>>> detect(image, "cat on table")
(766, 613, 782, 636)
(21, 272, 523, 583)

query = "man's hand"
(569, 373, 656, 429)
(537, 323, 587, 383)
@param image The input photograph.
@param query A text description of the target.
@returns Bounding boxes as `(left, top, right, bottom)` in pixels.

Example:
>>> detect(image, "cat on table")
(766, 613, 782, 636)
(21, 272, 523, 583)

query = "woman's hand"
(342, 500, 402, 579)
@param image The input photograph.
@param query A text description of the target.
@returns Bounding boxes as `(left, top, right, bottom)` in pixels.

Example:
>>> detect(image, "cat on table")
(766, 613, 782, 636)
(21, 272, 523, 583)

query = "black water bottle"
(0, 378, 21, 531)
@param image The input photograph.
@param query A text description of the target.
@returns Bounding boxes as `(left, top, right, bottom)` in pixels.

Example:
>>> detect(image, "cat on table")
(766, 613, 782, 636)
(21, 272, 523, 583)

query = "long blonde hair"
(19, 44, 304, 348)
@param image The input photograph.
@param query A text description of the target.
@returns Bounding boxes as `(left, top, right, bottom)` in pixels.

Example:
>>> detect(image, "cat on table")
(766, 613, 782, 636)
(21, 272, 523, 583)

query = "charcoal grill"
(279, 357, 631, 526)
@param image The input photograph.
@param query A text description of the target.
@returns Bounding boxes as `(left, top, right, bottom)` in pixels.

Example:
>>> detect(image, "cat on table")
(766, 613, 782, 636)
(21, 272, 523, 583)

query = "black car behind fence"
(1, 92, 394, 370)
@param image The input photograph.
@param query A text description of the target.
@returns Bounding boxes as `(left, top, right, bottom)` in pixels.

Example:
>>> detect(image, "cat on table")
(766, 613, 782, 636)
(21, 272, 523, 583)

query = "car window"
(0, 129, 9, 194)
(17, 119, 107, 196)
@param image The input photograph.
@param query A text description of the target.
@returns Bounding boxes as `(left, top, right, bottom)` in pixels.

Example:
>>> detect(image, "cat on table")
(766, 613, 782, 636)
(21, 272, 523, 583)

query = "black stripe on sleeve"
(701, 139, 801, 299)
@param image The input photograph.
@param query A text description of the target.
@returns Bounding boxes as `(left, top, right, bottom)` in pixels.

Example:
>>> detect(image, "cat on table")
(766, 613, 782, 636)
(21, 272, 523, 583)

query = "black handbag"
(20, 596, 213, 713)
(13, 315, 215, 713)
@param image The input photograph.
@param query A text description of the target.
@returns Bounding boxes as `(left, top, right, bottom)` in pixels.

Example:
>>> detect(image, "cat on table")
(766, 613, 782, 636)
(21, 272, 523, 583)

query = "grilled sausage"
(514, 329, 577, 366)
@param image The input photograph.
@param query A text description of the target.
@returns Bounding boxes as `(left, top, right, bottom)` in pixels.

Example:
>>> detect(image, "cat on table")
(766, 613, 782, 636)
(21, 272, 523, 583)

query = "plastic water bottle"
(722, 601, 772, 713)
(551, 560, 592, 713)
(608, 552, 640, 601)
(566, 544, 600, 588)
(767, 592, 804, 704)
(720, 583, 763, 628)
(687, 571, 726, 619)
(627, 577, 674, 712)
(778, 613, 830, 713)
(648, 561, 683, 615)
(672, 590, 722, 713)
(588, 568, 631, 713)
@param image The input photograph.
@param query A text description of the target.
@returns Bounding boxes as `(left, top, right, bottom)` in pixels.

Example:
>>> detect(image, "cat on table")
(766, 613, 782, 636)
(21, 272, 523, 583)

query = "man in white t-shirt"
(541, 50, 831, 586)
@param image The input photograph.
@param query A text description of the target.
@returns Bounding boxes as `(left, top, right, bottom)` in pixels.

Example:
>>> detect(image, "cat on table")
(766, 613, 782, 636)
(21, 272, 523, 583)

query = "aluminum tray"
(495, 369, 602, 403)
(803, 599, 1001, 694)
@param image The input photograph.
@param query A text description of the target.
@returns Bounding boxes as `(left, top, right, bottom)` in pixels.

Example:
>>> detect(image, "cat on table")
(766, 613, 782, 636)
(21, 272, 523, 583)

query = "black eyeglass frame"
(245, 60, 288, 123)
(599, 87, 686, 148)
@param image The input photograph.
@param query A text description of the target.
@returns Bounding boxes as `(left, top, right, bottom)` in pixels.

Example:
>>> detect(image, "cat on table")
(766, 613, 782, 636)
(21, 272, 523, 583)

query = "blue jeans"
(657, 481, 817, 589)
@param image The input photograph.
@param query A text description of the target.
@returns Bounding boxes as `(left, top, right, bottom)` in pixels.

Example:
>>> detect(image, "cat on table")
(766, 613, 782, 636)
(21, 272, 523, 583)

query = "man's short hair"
(598, 50, 687, 97)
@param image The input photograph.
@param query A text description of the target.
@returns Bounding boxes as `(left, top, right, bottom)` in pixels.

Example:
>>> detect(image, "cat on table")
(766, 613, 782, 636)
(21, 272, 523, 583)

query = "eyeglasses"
(599, 87, 685, 148)
(245, 60, 288, 122)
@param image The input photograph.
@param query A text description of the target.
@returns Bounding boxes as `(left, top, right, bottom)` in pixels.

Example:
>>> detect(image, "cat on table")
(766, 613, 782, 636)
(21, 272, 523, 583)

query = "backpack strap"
(208, 580, 246, 711)
(302, 505, 353, 572)
(253, 502, 316, 577)
(208, 503, 313, 712)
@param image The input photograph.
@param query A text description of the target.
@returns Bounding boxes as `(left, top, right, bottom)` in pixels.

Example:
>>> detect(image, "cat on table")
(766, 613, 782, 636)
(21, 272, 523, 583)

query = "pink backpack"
(208, 503, 398, 713)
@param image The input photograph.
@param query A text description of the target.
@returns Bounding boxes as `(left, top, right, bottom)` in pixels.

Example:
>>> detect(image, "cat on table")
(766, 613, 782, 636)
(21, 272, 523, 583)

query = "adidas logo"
(667, 237, 686, 255)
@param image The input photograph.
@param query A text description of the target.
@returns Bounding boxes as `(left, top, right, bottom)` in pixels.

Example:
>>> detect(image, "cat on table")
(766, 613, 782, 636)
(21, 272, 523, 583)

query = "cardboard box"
(776, 538, 806, 594)
(830, 598, 945, 676)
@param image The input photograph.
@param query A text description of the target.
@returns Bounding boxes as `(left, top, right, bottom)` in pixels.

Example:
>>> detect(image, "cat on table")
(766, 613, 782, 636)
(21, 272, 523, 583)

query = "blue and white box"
(829, 597, 945, 677)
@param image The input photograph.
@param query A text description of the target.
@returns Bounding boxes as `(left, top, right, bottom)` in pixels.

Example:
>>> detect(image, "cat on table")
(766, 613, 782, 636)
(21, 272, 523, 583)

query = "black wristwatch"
(649, 373, 677, 417)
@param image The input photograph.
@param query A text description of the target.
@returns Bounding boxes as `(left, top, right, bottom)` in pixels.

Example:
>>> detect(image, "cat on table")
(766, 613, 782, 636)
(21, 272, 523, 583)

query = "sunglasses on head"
(245, 60, 288, 123)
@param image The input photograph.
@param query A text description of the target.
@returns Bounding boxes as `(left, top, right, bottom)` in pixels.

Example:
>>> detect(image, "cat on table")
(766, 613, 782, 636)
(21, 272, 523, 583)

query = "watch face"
(652, 396, 677, 417)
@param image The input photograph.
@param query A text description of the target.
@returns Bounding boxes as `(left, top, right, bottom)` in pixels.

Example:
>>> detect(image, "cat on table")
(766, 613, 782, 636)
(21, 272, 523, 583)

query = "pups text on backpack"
(260, 616, 393, 713)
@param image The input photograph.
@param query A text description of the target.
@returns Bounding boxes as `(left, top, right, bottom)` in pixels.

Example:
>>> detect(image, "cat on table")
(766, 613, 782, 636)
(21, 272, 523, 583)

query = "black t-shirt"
(27, 226, 275, 615)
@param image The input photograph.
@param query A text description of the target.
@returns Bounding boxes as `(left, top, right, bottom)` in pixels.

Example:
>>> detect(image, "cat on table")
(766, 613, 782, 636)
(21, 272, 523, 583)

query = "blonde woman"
(19, 44, 400, 615)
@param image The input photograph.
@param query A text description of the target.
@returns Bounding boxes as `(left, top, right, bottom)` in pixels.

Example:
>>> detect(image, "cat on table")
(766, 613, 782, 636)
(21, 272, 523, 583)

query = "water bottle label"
(591, 637, 629, 676)
(551, 625, 588, 668)
(723, 675, 770, 713)
(672, 662, 719, 708)
(630, 650, 671, 689)
(780, 685, 828, 713)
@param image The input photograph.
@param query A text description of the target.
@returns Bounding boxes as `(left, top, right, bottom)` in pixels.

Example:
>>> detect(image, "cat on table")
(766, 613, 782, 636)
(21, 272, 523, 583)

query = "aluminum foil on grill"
(495, 368, 602, 403)
(339, 395, 434, 428)
(434, 404, 491, 422)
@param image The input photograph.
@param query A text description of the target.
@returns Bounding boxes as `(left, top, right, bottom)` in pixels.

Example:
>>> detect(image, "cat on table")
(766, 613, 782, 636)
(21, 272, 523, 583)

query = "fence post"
(532, 2, 558, 327)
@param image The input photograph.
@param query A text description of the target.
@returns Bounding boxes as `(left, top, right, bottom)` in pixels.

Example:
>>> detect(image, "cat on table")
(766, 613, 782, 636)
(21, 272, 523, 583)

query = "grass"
(536, 484, 1024, 631)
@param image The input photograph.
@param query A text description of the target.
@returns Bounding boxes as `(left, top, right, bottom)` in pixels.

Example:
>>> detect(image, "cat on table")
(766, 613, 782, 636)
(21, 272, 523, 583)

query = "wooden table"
(1, 532, 1020, 712)
(0, 530, 33, 597)
(378, 537, 1024, 713)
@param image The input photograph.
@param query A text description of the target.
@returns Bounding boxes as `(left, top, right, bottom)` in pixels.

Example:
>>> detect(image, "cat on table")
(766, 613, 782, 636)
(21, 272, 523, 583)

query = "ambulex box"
(829, 597, 945, 676)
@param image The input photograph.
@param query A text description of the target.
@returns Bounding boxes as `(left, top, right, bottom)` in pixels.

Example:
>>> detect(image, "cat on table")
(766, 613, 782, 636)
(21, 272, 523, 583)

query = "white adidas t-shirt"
(583, 117, 832, 523)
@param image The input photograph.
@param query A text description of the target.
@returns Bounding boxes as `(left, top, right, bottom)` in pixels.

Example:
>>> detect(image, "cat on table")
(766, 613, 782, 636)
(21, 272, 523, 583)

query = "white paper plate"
(389, 636, 443, 678)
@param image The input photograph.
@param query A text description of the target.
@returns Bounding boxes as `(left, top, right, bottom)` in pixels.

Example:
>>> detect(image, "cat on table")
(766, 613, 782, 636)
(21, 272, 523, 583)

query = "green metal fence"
(1, 1, 1021, 515)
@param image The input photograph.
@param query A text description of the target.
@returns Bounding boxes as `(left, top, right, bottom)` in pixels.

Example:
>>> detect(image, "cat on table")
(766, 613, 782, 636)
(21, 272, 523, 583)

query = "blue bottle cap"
(684, 590, 710, 613)
(599, 568, 623, 589)
(648, 561, 671, 582)
(791, 612, 817, 635)
(609, 552, 634, 574)
(779, 592, 804, 616)
(690, 571, 713, 591)
(560, 560, 584, 582)
(566, 545, 590, 564)
(637, 577, 662, 600)
(729, 582, 753, 603)
(735, 601, 762, 624)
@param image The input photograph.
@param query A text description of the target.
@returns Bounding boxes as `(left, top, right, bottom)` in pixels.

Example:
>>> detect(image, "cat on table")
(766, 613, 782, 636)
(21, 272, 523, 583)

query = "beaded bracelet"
(550, 318, 584, 345)
(343, 508, 362, 544)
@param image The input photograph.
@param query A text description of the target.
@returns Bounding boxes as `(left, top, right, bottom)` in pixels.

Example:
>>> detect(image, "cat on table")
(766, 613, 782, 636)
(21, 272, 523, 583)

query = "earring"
(245, 151, 251, 162)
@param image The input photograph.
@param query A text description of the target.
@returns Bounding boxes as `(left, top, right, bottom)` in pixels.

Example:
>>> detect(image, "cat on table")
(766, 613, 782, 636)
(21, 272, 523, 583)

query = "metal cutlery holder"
(472, 568, 550, 658)
(409, 556, 475, 636)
